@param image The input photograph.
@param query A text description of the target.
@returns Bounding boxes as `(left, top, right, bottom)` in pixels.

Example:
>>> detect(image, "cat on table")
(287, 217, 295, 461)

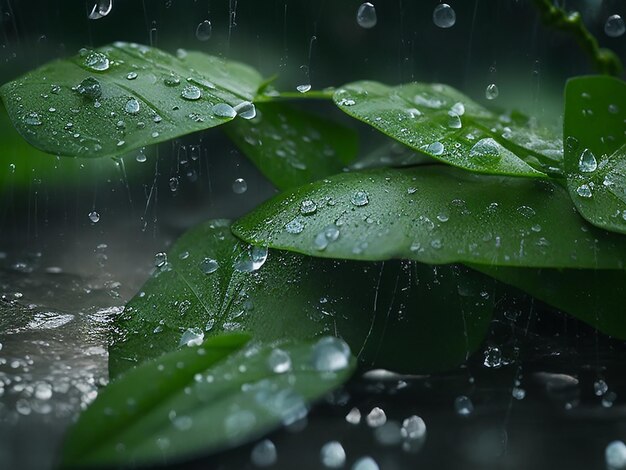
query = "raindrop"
(352, 456, 379, 470)
(356, 2, 377, 29)
(83, 51, 110, 71)
(285, 218, 305, 234)
(200, 258, 219, 274)
(234, 246, 269, 273)
(24, 112, 42, 126)
(451, 102, 465, 115)
(606, 441, 626, 469)
(179, 327, 204, 347)
(88, 0, 113, 20)
(594, 379, 608, 396)
(164, 75, 181, 87)
(345, 407, 361, 425)
(300, 199, 318, 215)
(88, 211, 100, 223)
(8, 163, 16, 173)
(576, 184, 593, 198)
(181, 85, 202, 100)
(154, 252, 168, 268)
(251, 439, 277, 467)
(366, 407, 387, 428)
(469, 138, 501, 165)
(34, 383, 53, 400)
(124, 97, 140, 115)
(512, 387, 526, 400)
(485, 83, 499, 100)
(267, 348, 292, 374)
(401, 415, 426, 440)
(212, 103, 237, 118)
(605, 15, 625, 38)
(578, 148, 598, 173)
(447, 112, 462, 129)
(433, 3, 456, 28)
(320, 441, 346, 468)
(126, 71, 138, 80)
(454, 395, 474, 416)
(196, 20, 212, 41)
(312, 336, 351, 372)
(351, 191, 369, 207)
(232, 178, 248, 194)
(169, 177, 179, 192)
(297, 84, 312, 93)
(76, 77, 102, 99)
(427, 141, 444, 156)
(234, 101, 257, 120)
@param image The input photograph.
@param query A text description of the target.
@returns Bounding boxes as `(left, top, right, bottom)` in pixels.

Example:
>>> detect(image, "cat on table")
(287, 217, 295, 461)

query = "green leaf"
(474, 266, 626, 339)
(333, 80, 560, 178)
(62, 334, 356, 468)
(564, 76, 626, 234)
(232, 166, 626, 269)
(350, 140, 435, 171)
(223, 102, 358, 190)
(0, 42, 263, 158)
(111, 219, 495, 377)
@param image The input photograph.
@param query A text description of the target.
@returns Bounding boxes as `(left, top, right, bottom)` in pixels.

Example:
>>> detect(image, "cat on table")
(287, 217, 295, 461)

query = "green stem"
(532, 0, 622, 76)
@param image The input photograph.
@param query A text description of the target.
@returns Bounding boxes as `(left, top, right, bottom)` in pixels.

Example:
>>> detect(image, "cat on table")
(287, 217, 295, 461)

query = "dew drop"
(447, 112, 462, 129)
(300, 199, 318, 215)
(179, 327, 204, 347)
(485, 83, 499, 100)
(469, 138, 501, 165)
(154, 252, 168, 268)
(578, 148, 598, 173)
(87, 0, 113, 20)
(181, 85, 202, 101)
(594, 379, 608, 396)
(195, 20, 212, 41)
(126, 71, 138, 80)
(285, 218, 305, 234)
(401, 415, 426, 440)
(83, 51, 110, 71)
(76, 77, 102, 99)
(356, 2, 377, 29)
(232, 178, 248, 194)
(212, 103, 237, 118)
(427, 141, 444, 156)
(312, 336, 351, 372)
(124, 97, 140, 115)
(351, 191, 369, 207)
(576, 184, 593, 198)
(169, 177, 179, 192)
(297, 84, 312, 93)
(234, 101, 256, 120)
(200, 258, 219, 274)
(24, 112, 42, 126)
(267, 348, 292, 374)
(605, 15, 626, 38)
(163, 74, 181, 87)
(433, 3, 456, 28)
(88, 211, 100, 223)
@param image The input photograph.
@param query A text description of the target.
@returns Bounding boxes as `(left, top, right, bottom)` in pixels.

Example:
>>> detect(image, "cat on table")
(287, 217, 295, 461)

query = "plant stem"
(532, 0, 623, 76)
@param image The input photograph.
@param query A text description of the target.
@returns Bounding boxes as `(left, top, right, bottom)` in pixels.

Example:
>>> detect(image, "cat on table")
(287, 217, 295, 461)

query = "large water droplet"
(195, 20, 212, 41)
(164, 74, 181, 87)
(76, 77, 102, 99)
(351, 191, 369, 207)
(312, 336, 351, 372)
(447, 112, 462, 129)
(433, 4, 456, 28)
(345, 407, 361, 424)
(576, 184, 593, 198)
(300, 199, 318, 215)
(485, 83, 499, 100)
(88, 211, 100, 223)
(469, 138, 501, 165)
(126, 71, 138, 80)
(366, 407, 387, 427)
(232, 178, 248, 194)
(297, 84, 312, 93)
(200, 257, 219, 274)
(267, 348, 292, 374)
(427, 141, 444, 156)
(154, 252, 168, 268)
(234, 101, 257, 120)
(605, 15, 626, 38)
(84, 51, 110, 71)
(179, 327, 204, 346)
(401, 415, 426, 440)
(212, 103, 237, 118)
(578, 148, 598, 173)
(356, 2, 377, 29)
(250, 439, 277, 467)
(124, 97, 140, 115)
(352, 456, 379, 470)
(234, 246, 269, 273)
(87, 0, 113, 20)
(181, 85, 202, 101)
(606, 441, 626, 469)
(320, 441, 346, 468)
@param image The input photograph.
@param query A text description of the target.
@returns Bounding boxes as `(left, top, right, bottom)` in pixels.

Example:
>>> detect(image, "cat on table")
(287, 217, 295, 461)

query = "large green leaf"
(564, 76, 626, 234)
(232, 166, 626, 269)
(0, 42, 263, 158)
(333, 81, 561, 178)
(111, 219, 495, 377)
(223, 102, 358, 190)
(474, 266, 626, 339)
(62, 334, 356, 468)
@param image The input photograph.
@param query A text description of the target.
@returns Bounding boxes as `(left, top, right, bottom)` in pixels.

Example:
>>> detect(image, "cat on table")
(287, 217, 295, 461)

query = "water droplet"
(366, 407, 387, 427)
(427, 141, 444, 156)
(516, 205, 536, 218)
(512, 387, 526, 400)
(232, 178, 248, 194)
(605, 15, 625, 38)
(320, 441, 346, 468)
(447, 112, 462, 129)
(356, 2, 377, 29)
(594, 379, 608, 396)
(164, 74, 181, 87)
(154, 252, 168, 268)
(179, 327, 204, 347)
(196, 20, 212, 41)
(345, 407, 361, 425)
(88, 211, 100, 223)
(576, 184, 593, 198)
(88, 0, 113, 19)
(212, 103, 237, 118)
(76, 77, 102, 99)
(250, 439, 277, 467)
(124, 97, 140, 115)
(34, 382, 53, 400)
(24, 112, 42, 126)
(234, 101, 257, 120)
(126, 71, 138, 80)
(469, 138, 501, 165)
(169, 177, 179, 192)
(451, 102, 465, 115)
(433, 3, 456, 28)
(454, 395, 474, 416)
(297, 84, 312, 93)
(485, 83, 499, 100)
(312, 336, 351, 372)
(606, 441, 626, 469)
(181, 85, 202, 100)
(285, 218, 305, 234)
(84, 51, 110, 71)
(401, 415, 426, 440)
(300, 199, 318, 215)
(352, 456, 379, 470)
(313, 225, 340, 251)
(578, 148, 598, 172)
(200, 258, 219, 274)
(234, 246, 269, 273)
(267, 348, 292, 374)
(351, 191, 369, 207)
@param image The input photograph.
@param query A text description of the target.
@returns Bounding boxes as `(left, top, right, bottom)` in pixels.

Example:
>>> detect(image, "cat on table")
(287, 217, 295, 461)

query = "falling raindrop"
(605, 15, 625, 38)
(433, 4, 456, 28)
(250, 439, 277, 467)
(594, 379, 609, 396)
(196, 20, 212, 41)
(181, 85, 202, 100)
(578, 149, 598, 173)
(169, 177, 179, 192)
(454, 395, 474, 416)
(320, 441, 346, 468)
(87, 0, 113, 20)
(88, 211, 100, 223)
(200, 258, 219, 274)
(232, 178, 248, 194)
(485, 83, 499, 100)
(401, 415, 426, 440)
(356, 2, 377, 29)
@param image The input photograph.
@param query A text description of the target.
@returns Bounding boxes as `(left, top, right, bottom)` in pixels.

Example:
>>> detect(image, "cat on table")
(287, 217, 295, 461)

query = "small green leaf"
(62, 334, 356, 467)
(111, 220, 495, 377)
(474, 266, 626, 339)
(564, 76, 626, 234)
(232, 166, 626, 269)
(224, 102, 358, 189)
(0, 42, 263, 158)
(333, 80, 559, 178)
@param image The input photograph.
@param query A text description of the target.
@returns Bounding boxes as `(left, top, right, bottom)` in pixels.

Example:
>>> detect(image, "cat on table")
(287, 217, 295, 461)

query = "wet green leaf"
(333, 80, 561, 178)
(474, 266, 626, 339)
(232, 166, 626, 269)
(224, 102, 358, 190)
(0, 42, 263, 158)
(111, 220, 495, 377)
(564, 76, 626, 234)
(62, 334, 356, 468)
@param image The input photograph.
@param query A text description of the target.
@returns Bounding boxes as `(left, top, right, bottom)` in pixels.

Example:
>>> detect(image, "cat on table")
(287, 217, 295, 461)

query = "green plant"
(1, 14, 625, 466)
